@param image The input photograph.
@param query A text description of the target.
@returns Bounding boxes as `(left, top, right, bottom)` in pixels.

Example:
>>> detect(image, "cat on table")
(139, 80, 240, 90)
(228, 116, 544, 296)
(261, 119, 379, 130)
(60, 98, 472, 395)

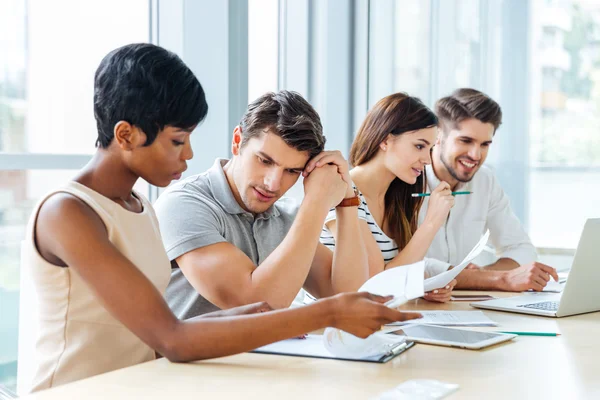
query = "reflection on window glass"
(0, 0, 26, 153)
(393, 0, 431, 100)
(369, 0, 431, 107)
(529, 0, 600, 248)
(248, 0, 279, 103)
(0, 0, 149, 155)
(454, 0, 481, 87)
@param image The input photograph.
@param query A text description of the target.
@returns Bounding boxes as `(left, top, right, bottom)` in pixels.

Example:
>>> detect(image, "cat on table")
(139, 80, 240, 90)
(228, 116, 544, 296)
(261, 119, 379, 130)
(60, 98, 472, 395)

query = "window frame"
(0, 0, 158, 199)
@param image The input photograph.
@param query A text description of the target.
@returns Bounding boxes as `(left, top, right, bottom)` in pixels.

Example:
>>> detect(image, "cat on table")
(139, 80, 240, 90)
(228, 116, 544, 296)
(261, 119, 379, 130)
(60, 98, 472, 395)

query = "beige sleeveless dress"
(20, 181, 171, 393)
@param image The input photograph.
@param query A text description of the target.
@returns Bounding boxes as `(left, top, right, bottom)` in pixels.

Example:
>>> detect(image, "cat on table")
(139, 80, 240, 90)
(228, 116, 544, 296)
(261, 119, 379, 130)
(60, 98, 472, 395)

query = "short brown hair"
(435, 88, 502, 134)
(240, 90, 325, 159)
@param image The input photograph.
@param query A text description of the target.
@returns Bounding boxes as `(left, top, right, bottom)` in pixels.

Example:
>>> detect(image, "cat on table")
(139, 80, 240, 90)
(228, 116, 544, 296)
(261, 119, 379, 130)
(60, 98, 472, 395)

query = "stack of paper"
(255, 334, 409, 362)
(321, 231, 492, 358)
(386, 311, 498, 327)
(323, 261, 425, 358)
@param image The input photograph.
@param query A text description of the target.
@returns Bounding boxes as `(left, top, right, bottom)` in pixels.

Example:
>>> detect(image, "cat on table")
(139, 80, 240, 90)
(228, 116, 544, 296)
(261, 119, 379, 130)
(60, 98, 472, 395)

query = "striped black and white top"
(320, 187, 399, 263)
(319, 186, 451, 277)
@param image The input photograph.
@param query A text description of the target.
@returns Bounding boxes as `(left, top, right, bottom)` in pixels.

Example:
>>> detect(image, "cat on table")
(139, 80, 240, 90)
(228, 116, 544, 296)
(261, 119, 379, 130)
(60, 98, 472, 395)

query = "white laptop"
(472, 218, 600, 318)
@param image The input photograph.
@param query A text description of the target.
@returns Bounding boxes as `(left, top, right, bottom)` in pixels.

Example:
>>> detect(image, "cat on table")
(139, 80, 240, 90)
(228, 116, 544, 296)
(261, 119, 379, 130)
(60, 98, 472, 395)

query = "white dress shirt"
(419, 164, 537, 276)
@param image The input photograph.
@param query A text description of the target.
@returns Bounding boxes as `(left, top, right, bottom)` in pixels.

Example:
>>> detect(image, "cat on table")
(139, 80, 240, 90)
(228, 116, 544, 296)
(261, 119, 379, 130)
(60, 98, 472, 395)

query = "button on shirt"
(419, 164, 537, 275)
(154, 158, 298, 318)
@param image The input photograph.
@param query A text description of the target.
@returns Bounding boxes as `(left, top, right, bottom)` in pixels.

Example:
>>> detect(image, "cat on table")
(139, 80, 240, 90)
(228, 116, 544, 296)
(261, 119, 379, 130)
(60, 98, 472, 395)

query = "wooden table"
(22, 291, 600, 399)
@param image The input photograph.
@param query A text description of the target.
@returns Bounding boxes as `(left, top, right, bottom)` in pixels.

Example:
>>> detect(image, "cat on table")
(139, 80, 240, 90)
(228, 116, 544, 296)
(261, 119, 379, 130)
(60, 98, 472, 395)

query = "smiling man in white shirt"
(419, 88, 559, 291)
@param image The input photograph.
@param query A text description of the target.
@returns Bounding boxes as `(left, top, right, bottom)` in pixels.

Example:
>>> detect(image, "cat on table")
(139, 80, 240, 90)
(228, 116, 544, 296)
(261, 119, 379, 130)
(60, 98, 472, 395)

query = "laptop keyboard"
(517, 301, 560, 311)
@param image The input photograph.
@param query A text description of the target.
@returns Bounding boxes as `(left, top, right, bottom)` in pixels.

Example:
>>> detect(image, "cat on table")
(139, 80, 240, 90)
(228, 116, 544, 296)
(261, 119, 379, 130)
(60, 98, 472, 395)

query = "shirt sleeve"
(486, 174, 537, 265)
(154, 188, 227, 261)
(424, 257, 452, 278)
(323, 207, 338, 225)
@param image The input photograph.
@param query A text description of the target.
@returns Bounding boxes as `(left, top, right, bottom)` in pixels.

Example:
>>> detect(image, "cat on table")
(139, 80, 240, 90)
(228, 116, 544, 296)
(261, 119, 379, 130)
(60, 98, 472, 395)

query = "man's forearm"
(331, 207, 369, 293)
(480, 257, 519, 271)
(248, 196, 330, 309)
(455, 268, 507, 290)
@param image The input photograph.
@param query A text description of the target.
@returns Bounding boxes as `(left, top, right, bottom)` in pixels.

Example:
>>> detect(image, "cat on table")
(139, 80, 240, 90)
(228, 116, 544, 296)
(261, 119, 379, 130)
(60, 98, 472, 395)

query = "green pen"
(411, 191, 472, 198)
(496, 331, 561, 337)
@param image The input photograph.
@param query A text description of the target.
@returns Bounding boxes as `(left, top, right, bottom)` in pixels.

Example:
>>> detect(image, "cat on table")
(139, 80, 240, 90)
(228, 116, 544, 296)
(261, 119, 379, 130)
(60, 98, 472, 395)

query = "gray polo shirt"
(154, 158, 298, 318)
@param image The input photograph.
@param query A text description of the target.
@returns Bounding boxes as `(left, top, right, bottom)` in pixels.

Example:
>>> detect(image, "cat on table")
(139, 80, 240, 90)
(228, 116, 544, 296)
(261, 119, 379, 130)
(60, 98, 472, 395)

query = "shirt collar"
(208, 158, 280, 220)
(425, 164, 467, 192)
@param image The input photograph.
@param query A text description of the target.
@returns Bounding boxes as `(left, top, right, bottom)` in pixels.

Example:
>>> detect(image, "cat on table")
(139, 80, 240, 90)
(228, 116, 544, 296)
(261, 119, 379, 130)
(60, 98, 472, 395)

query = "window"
(368, 0, 432, 107)
(0, 0, 26, 154)
(368, 0, 482, 108)
(248, 0, 279, 103)
(367, 0, 599, 252)
(452, 0, 481, 89)
(0, 0, 149, 390)
(529, 0, 600, 249)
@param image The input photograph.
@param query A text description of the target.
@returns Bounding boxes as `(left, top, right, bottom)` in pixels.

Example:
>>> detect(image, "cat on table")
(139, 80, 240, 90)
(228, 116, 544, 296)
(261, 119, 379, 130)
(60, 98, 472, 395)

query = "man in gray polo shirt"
(155, 91, 365, 318)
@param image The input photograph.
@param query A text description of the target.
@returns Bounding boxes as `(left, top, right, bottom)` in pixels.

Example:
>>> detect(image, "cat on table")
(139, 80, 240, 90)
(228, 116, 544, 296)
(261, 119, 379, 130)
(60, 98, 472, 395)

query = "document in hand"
(323, 261, 425, 358)
(360, 260, 425, 308)
(424, 230, 490, 292)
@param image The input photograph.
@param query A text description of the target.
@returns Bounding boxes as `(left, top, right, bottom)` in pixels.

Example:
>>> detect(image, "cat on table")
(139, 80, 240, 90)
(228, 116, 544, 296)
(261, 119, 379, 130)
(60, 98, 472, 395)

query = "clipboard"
(252, 334, 415, 363)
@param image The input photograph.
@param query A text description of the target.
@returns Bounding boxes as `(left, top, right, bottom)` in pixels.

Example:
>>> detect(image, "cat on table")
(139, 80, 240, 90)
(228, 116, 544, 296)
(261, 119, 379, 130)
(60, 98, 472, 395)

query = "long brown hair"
(349, 93, 437, 249)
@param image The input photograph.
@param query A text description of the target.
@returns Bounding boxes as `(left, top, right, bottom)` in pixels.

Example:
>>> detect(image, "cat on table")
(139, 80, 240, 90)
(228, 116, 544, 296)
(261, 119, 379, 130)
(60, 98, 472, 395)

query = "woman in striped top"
(318, 93, 457, 302)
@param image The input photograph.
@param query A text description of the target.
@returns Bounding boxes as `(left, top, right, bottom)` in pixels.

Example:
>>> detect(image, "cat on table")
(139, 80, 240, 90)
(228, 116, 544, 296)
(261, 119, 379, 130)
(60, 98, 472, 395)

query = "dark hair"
(349, 93, 437, 250)
(435, 88, 502, 134)
(94, 43, 208, 148)
(239, 90, 325, 159)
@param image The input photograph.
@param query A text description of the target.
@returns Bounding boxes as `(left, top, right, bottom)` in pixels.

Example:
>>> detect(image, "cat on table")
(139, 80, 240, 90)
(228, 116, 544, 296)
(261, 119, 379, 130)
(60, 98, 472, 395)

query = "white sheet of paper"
(323, 261, 425, 357)
(360, 260, 425, 308)
(322, 330, 407, 359)
(541, 280, 565, 293)
(386, 311, 497, 327)
(375, 379, 460, 400)
(424, 230, 490, 292)
(255, 334, 405, 361)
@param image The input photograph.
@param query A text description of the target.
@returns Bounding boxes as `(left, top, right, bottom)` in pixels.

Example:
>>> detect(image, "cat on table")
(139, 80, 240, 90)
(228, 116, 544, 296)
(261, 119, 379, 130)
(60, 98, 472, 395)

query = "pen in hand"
(412, 191, 472, 198)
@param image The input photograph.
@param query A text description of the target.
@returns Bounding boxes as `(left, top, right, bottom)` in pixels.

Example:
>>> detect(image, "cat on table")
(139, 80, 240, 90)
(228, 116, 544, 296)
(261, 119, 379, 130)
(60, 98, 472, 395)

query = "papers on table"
(318, 231, 493, 358)
(323, 261, 425, 358)
(541, 280, 565, 293)
(254, 334, 411, 363)
(539, 270, 569, 292)
(424, 230, 490, 292)
(450, 294, 496, 302)
(322, 330, 410, 360)
(387, 311, 498, 327)
(374, 379, 460, 400)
